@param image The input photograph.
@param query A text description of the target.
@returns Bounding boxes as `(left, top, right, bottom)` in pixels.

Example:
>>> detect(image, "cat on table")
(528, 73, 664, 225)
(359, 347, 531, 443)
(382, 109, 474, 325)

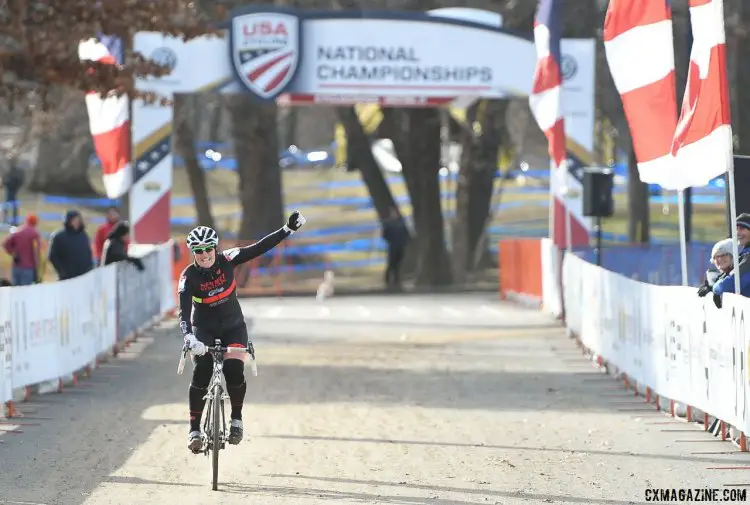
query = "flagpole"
(677, 189, 688, 286)
(562, 161, 573, 252)
(549, 160, 556, 244)
(727, 161, 741, 295)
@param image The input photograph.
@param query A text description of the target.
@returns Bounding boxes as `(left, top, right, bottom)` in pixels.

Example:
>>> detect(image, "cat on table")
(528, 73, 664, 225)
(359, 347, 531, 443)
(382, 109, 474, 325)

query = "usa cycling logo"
(230, 11, 300, 100)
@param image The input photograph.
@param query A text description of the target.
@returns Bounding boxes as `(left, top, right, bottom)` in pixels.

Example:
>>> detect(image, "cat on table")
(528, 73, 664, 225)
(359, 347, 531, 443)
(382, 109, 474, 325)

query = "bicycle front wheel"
(211, 383, 222, 491)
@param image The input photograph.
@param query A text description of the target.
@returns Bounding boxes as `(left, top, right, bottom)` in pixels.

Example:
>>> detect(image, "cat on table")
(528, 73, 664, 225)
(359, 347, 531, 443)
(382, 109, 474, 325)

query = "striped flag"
(670, 0, 733, 189)
(530, 0, 587, 248)
(603, 0, 732, 190)
(603, 0, 678, 185)
(78, 35, 132, 199)
(529, 0, 566, 176)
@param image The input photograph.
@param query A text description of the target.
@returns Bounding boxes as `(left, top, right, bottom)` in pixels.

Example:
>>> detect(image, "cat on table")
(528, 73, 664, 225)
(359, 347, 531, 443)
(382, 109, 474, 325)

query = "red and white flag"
(78, 37, 132, 199)
(670, 0, 733, 189)
(603, 0, 732, 190)
(530, 0, 589, 248)
(603, 0, 678, 185)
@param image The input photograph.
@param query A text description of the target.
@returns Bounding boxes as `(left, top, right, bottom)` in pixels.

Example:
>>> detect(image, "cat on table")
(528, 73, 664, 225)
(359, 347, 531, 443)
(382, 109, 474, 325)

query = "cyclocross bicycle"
(177, 339, 257, 491)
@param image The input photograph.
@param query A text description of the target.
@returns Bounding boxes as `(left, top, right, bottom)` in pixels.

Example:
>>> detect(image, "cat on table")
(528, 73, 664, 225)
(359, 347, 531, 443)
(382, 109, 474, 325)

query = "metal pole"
(562, 161, 573, 252)
(728, 164, 741, 295)
(677, 189, 689, 286)
(596, 215, 602, 266)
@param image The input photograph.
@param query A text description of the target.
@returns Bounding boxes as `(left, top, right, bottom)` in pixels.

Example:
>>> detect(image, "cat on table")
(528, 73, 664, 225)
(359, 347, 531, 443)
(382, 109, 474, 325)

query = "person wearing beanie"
(735, 213, 750, 252)
(2, 213, 41, 285)
(47, 209, 94, 281)
(711, 213, 750, 305)
(94, 206, 128, 264)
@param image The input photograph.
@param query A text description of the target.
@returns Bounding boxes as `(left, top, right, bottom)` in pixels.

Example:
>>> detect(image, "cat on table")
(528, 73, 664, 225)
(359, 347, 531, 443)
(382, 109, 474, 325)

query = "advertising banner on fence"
(0, 287, 10, 404)
(1, 245, 171, 406)
(562, 252, 750, 436)
(116, 253, 162, 342)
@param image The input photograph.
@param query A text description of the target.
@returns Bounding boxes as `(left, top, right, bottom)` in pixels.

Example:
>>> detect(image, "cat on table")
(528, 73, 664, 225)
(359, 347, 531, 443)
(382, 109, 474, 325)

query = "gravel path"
(1, 294, 748, 505)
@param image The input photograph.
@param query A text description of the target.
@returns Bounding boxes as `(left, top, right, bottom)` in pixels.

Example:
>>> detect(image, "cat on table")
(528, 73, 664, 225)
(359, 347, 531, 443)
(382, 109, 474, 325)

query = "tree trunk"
(174, 93, 215, 229)
(467, 101, 509, 268)
(206, 95, 224, 143)
(453, 100, 508, 282)
(227, 94, 284, 240)
(381, 108, 421, 229)
(452, 104, 478, 285)
(627, 146, 649, 243)
(407, 108, 452, 287)
(338, 106, 403, 225)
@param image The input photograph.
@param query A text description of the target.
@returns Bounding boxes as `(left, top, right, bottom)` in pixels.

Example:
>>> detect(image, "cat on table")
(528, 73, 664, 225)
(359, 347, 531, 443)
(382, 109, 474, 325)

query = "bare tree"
(227, 94, 285, 240)
(174, 93, 215, 228)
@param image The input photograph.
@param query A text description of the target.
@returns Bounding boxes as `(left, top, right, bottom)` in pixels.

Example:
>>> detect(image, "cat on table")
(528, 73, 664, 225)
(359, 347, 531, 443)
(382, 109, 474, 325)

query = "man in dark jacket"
(382, 206, 410, 291)
(101, 220, 144, 271)
(1, 162, 24, 225)
(48, 209, 94, 280)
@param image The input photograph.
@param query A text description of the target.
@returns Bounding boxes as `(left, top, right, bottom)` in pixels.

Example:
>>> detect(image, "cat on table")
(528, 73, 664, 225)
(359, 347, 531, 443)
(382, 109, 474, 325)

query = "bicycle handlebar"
(205, 345, 252, 354)
(177, 343, 257, 376)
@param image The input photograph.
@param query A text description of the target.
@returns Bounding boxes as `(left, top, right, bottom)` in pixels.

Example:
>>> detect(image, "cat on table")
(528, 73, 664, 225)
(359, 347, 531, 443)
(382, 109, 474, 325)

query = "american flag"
(78, 35, 132, 199)
(529, 0, 566, 174)
(530, 0, 587, 249)
(603, 0, 732, 190)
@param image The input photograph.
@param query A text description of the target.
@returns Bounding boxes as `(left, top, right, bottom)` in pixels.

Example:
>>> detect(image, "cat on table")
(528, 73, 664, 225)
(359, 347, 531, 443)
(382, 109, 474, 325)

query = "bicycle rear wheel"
(211, 383, 222, 491)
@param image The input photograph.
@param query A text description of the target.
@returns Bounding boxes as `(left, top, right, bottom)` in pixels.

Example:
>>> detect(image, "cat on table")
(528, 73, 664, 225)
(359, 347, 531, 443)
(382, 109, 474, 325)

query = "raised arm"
(222, 211, 307, 267)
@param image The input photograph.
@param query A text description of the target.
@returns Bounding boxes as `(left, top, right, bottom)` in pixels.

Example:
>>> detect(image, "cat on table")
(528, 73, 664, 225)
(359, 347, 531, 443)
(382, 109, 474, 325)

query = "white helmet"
(186, 226, 219, 250)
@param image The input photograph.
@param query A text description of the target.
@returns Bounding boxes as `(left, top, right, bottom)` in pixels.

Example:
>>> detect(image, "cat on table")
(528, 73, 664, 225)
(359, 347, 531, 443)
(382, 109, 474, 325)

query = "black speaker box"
(582, 167, 614, 218)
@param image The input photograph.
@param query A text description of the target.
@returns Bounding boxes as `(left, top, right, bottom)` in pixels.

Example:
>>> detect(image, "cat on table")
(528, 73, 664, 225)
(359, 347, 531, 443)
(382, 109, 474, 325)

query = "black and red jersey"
(177, 227, 289, 334)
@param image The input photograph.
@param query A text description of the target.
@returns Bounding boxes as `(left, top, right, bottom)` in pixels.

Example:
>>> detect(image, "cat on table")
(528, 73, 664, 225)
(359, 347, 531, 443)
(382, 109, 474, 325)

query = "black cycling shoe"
(227, 420, 243, 445)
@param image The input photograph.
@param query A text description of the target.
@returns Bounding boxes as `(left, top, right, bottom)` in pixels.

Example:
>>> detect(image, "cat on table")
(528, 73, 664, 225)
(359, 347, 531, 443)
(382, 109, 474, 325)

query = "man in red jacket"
(94, 206, 129, 264)
(3, 214, 41, 285)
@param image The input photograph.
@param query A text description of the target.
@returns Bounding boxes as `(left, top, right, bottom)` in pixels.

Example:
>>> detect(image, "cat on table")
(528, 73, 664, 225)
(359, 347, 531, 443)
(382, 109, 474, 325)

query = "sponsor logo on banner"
(230, 11, 301, 100)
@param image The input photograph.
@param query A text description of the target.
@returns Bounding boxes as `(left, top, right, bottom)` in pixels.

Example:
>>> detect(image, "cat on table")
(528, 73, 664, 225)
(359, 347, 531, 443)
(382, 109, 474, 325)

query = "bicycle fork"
(202, 373, 229, 455)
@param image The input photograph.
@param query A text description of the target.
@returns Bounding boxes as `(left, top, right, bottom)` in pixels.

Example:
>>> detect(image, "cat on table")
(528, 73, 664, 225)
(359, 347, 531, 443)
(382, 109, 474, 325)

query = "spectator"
(735, 213, 750, 255)
(382, 206, 409, 291)
(48, 209, 94, 281)
(2, 214, 41, 285)
(698, 238, 734, 307)
(94, 206, 128, 264)
(101, 220, 144, 271)
(0, 161, 24, 226)
(712, 223, 750, 303)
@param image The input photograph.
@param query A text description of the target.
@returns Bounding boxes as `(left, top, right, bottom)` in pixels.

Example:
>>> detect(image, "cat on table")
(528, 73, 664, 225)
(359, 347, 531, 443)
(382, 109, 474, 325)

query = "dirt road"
(1, 294, 748, 505)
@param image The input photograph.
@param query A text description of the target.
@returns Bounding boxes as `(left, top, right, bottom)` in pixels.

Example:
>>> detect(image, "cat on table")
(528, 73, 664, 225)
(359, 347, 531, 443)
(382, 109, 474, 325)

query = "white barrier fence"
(561, 252, 749, 438)
(0, 242, 176, 411)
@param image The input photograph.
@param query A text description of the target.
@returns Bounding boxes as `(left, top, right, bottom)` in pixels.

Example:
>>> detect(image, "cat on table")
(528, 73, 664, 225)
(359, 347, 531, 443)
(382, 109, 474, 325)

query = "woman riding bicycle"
(178, 211, 306, 453)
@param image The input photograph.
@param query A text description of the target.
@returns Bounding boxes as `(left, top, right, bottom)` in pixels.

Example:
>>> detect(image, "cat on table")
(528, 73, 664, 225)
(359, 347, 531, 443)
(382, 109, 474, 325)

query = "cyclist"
(178, 211, 306, 453)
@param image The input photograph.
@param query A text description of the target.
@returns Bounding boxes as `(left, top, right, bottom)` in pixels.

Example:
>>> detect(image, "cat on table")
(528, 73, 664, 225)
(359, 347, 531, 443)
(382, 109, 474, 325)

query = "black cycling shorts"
(193, 323, 248, 348)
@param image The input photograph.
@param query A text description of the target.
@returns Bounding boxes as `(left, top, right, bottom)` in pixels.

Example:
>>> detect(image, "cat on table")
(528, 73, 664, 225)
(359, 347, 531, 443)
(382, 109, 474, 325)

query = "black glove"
(284, 210, 307, 233)
(128, 257, 145, 271)
(697, 282, 712, 297)
(713, 293, 723, 309)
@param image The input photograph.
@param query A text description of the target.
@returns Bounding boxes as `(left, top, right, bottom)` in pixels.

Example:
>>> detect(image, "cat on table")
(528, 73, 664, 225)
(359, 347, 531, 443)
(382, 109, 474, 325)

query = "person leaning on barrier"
(710, 240, 750, 307)
(698, 238, 734, 307)
(100, 220, 144, 271)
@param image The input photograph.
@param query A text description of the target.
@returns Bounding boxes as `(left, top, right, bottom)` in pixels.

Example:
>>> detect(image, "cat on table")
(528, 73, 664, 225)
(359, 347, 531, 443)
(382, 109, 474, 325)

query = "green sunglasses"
(191, 246, 215, 254)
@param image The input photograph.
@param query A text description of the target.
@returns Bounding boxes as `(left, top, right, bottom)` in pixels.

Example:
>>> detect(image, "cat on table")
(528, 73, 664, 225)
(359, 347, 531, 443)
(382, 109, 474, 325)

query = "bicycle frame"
(177, 338, 256, 491)
(202, 339, 228, 456)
